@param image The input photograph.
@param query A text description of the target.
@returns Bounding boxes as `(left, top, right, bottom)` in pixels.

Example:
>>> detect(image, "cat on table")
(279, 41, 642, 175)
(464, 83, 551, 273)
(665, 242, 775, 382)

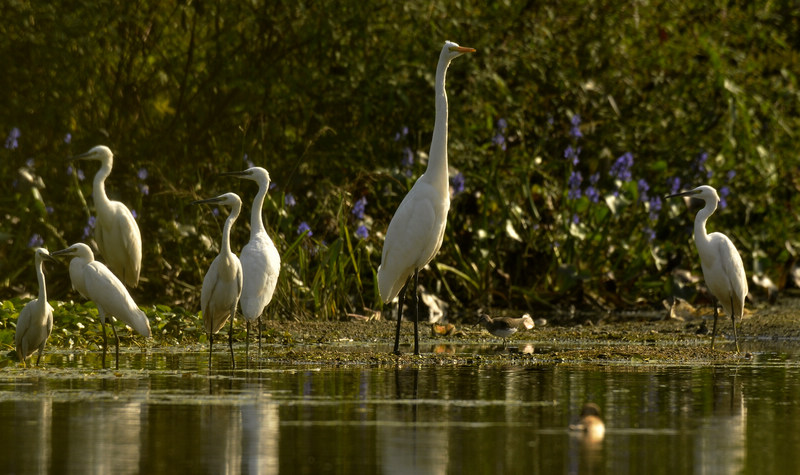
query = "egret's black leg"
(393, 280, 409, 355)
(228, 316, 236, 369)
(245, 321, 250, 359)
(710, 301, 720, 349)
(208, 333, 213, 370)
(110, 321, 120, 370)
(730, 296, 740, 353)
(258, 316, 262, 352)
(413, 268, 420, 356)
(101, 320, 108, 369)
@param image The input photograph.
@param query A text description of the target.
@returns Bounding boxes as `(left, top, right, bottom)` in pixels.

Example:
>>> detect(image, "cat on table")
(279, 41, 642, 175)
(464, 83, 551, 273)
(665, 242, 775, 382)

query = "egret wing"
(84, 262, 151, 337)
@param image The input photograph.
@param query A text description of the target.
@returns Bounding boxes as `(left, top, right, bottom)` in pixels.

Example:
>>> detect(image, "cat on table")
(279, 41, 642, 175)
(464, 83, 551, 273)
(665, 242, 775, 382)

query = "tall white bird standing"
(667, 185, 748, 352)
(15, 248, 56, 367)
(68, 145, 142, 288)
(51, 243, 152, 369)
(378, 41, 475, 355)
(194, 192, 243, 369)
(221, 167, 281, 356)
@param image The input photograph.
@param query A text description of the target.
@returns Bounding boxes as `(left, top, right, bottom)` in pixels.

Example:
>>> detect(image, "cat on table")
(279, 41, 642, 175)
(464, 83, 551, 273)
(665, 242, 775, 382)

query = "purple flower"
(64, 133, 72, 144)
(570, 114, 583, 138)
(131, 209, 138, 219)
(695, 152, 713, 179)
(637, 178, 650, 202)
(355, 225, 369, 240)
(5, 127, 20, 150)
(572, 214, 580, 224)
(212, 208, 220, 217)
(726, 170, 736, 182)
(82, 216, 96, 239)
(585, 186, 600, 203)
(492, 132, 506, 151)
(27, 233, 44, 248)
(401, 147, 414, 168)
(352, 196, 367, 220)
(610, 152, 634, 182)
(648, 196, 662, 221)
(137, 168, 148, 180)
(668, 176, 682, 195)
(46, 206, 54, 214)
(719, 186, 730, 209)
(568, 170, 583, 200)
(138, 184, 149, 196)
(644, 227, 656, 241)
(497, 118, 508, 131)
(285, 193, 296, 207)
(450, 172, 465, 196)
(244, 153, 254, 168)
(297, 221, 313, 236)
(564, 146, 580, 166)
(394, 126, 409, 141)
(26, 157, 35, 168)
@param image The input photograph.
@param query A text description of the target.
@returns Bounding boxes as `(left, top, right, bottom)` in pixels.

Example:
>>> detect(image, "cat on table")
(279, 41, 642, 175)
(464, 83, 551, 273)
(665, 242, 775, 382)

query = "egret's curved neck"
(222, 204, 241, 255)
(250, 180, 268, 238)
(425, 55, 453, 190)
(92, 159, 113, 208)
(693, 199, 717, 245)
(35, 256, 47, 304)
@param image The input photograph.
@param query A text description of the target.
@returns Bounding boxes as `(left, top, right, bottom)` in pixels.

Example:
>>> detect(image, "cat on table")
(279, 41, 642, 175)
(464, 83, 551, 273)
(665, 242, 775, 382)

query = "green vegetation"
(2, 1, 800, 332)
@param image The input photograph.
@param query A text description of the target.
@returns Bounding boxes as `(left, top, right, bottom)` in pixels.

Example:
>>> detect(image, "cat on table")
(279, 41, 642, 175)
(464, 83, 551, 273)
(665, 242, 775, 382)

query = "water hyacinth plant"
(1, 1, 798, 323)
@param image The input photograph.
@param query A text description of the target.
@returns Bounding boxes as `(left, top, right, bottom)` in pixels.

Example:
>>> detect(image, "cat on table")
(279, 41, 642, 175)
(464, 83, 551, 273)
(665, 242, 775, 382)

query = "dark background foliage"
(2, 0, 800, 319)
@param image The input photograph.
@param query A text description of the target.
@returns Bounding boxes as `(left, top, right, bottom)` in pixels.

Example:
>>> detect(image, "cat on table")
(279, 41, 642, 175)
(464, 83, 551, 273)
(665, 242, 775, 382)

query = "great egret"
(476, 313, 534, 346)
(667, 185, 748, 351)
(194, 192, 243, 369)
(15, 248, 56, 367)
(68, 145, 142, 288)
(221, 167, 281, 356)
(377, 41, 475, 355)
(51, 243, 151, 369)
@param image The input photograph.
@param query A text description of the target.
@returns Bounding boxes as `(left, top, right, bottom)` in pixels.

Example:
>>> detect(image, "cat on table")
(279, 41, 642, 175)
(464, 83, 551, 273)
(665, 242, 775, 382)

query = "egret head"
(220, 167, 271, 187)
(33, 248, 57, 264)
(69, 145, 113, 166)
(666, 185, 720, 204)
(442, 41, 476, 61)
(193, 192, 242, 211)
(51, 243, 95, 261)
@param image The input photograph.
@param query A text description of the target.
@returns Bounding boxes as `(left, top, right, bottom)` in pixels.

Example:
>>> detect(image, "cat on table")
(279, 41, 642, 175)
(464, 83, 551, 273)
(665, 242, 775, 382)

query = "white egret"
(194, 192, 243, 369)
(378, 41, 475, 355)
(15, 248, 56, 367)
(221, 167, 281, 356)
(51, 243, 152, 369)
(476, 313, 534, 346)
(69, 145, 142, 288)
(667, 185, 748, 351)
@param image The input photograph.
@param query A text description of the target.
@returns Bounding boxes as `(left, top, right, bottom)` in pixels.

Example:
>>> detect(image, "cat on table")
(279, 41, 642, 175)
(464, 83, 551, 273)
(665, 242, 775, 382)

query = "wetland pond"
(2, 312, 800, 474)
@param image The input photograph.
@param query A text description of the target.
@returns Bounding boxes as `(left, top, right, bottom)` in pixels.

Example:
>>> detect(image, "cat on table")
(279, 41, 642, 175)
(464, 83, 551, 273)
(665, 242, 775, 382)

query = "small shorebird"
(569, 402, 606, 443)
(476, 313, 534, 346)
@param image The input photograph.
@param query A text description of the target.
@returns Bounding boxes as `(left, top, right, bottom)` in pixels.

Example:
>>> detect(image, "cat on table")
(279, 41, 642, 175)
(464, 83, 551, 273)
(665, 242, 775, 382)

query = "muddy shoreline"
(241, 293, 800, 366)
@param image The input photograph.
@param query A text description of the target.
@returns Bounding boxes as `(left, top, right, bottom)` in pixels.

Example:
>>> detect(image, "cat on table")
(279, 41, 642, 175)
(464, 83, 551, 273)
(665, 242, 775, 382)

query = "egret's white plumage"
(667, 185, 748, 351)
(70, 145, 142, 288)
(222, 167, 281, 354)
(15, 248, 56, 367)
(51, 243, 151, 369)
(195, 192, 243, 369)
(378, 41, 475, 355)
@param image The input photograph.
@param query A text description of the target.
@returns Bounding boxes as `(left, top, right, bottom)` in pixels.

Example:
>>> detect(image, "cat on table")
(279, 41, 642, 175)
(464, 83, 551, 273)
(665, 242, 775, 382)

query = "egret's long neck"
(35, 256, 47, 304)
(250, 181, 268, 238)
(425, 55, 452, 192)
(92, 160, 113, 210)
(222, 204, 241, 255)
(693, 199, 717, 246)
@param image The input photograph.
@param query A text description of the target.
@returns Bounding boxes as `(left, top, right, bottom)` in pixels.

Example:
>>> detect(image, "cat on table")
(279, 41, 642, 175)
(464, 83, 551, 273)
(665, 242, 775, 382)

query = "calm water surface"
(2, 342, 800, 474)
